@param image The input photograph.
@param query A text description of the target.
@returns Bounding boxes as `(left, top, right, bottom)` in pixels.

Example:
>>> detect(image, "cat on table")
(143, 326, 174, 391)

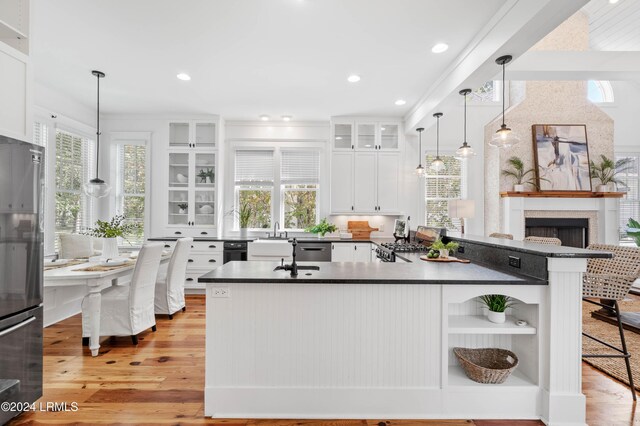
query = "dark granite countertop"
(148, 236, 394, 244)
(446, 234, 613, 258)
(198, 260, 545, 285)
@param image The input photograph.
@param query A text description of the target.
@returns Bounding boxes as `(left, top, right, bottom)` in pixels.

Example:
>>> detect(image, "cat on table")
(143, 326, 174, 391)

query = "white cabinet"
(332, 122, 354, 150)
(332, 121, 401, 152)
(356, 123, 377, 150)
(169, 120, 216, 148)
(0, 43, 29, 141)
(330, 152, 401, 215)
(151, 239, 223, 290)
(331, 243, 372, 262)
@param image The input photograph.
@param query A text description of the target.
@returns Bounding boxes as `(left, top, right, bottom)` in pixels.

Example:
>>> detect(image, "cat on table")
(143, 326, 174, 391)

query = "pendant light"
(489, 55, 520, 148)
(430, 112, 445, 172)
(83, 70, 111, 198)
(456, 88, 475, 158)
(415, 127, 425, 176)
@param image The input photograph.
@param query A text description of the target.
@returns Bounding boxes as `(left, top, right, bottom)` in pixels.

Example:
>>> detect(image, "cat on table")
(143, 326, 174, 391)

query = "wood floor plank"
(8, 294, 640, 425)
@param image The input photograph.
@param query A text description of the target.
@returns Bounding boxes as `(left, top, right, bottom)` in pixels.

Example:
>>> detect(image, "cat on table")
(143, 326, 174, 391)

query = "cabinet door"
(193, 152, 216, 228)
(169, 122, 190, 147)
(332, 123, 353, 150)
(354, 243, 371, 262)
(194, 122, 216, 148)
(356, 123, 377, 150)
(331, 243, 354, 262)
(379, 123, 400, 150)
(0, 46, 28, 141)
(376, 152, 400, 213)
(330, 152, 354, 213)
(167, 151, 190, 226)
(353, 152, 377, 213)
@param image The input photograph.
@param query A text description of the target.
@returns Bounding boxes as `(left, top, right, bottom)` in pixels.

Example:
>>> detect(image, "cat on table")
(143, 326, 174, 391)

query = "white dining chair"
(81, 242, 163, 345)
(155, 237, 192, 319)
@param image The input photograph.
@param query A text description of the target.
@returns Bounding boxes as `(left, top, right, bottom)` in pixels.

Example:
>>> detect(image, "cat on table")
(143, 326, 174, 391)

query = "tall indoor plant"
(84, 215, 141, 259)
(590, 155, 634, 192)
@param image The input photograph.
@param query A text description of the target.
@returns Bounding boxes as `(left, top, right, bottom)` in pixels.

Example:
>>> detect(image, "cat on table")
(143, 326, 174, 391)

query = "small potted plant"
(479, 294, 514, 324)
(197, 169, 208, 183)
(501, 156, 540, 192)
(206, 168, 215, 184)
(430, 239, 459, 259)
(626, 218, 640, 247)
(590, 155, 634, 192)
(84, 215, 141, 259)
(305, 218, 338, 238)
(178, 203, 188, 214)
(238, 203, 252, 238)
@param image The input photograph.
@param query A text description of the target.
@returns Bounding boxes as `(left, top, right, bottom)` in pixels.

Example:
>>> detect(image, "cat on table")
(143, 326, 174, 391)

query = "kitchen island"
(200, 236, 609, 425)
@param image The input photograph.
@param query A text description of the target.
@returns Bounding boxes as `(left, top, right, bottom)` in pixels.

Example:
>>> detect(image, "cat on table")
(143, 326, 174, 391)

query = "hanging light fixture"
(84, 70, 111, 198)
(415, 127, 425, 176)
(456, 88, 475, 158)
(430, 112, 445, 172)
(489, 55, 520, 148)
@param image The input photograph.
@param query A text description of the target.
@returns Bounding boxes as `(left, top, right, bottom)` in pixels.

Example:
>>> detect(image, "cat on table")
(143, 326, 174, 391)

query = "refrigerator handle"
(0, 316, 36, 337)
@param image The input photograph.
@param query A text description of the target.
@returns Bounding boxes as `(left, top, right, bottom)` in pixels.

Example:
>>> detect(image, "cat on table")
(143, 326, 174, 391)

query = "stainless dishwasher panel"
(297, 242, 332, 262)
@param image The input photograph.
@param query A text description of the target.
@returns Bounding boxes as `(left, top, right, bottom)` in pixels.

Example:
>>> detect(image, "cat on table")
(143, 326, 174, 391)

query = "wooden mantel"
(500, 191, 625, 198)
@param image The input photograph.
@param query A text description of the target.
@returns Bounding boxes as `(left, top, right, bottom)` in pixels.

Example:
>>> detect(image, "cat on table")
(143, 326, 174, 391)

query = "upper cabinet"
(0, 0, 30, 55)
(332, 120, 401, 151)
(169, 120, 216, 148)
(0, 34, 30, 142)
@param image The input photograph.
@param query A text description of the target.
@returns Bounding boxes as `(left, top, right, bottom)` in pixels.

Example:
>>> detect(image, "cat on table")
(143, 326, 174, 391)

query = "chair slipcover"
(81, 243, 163, 338)
(155, 238, 192, 316)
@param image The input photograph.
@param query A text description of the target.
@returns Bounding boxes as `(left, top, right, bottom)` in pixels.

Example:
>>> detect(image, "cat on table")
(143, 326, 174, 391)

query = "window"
(588, 80, 614, 103)
(617, 153, 639, 244)
(235, 150, 274, 229)
(115, 144, 146, 246)
(470, 80, 500, 102)
(281, 150, 319, 230)
(54, 129, 95, 248)
(424, 155, 467, 231)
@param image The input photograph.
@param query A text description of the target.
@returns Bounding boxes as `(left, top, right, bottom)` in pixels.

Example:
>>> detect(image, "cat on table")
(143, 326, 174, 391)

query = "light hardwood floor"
(8, 295, 639, 425)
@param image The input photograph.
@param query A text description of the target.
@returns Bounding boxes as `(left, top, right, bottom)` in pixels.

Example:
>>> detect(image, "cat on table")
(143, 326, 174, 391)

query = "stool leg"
(614, 300, 637, 401)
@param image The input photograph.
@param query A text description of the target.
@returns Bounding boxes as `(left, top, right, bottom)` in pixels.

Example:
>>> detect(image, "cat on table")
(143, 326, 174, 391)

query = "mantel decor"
(531, 124, 592, 192)
(500, 191, 624, 198)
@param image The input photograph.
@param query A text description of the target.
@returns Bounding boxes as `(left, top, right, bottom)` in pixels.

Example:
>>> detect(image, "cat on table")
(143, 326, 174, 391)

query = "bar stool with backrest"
(523, 236, 562, 245)
(582, 244, 640, 401)
(489, 232, 514, 240)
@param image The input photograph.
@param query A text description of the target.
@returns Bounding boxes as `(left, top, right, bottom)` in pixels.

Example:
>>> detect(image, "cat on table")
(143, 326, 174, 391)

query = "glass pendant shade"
(84, 178, 111, 199)
(430, 157, 445, 172)
(491, 55, 520, 149)
(415, 164, 425, 176)
(84, 70, 111, 198)
(456, 142, 475, 158)
(430, 112, 446, 172)
(415, 127, 425, 177)
(456, 88, 475, 158)
(489, 124, 521, 148)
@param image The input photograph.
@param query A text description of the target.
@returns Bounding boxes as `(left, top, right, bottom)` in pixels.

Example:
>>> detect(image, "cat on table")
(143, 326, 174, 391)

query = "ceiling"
(583, 0, 640, 51)
(31, 0, 507, 120)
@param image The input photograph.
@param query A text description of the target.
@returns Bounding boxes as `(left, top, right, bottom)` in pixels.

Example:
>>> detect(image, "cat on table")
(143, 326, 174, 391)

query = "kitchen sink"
(248, 239, 292, 260)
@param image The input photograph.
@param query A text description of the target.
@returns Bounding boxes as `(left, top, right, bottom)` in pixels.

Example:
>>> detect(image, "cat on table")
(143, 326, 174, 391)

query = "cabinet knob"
(354, 245, 357, 250)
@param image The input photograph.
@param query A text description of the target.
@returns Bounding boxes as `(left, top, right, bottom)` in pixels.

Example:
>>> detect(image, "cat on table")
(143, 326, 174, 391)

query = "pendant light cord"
(501, 62, 506, 126)
(95, 74, 100, 180)
(419, 131, 422, 165)
(463, 92, 467, 143)
(436, 115, 440, 157)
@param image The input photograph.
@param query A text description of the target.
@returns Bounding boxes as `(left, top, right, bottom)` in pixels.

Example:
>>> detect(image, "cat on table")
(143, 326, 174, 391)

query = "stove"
(375, 242, 430, 262)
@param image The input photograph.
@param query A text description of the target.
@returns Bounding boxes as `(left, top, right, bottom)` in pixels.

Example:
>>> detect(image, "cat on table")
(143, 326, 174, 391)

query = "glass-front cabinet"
(379, 123, 399, 150)
(332, 122, 353, 150)
(167, 150, 216, 230)
(332, 120, 401, 151)
(169, 120, 216, 148)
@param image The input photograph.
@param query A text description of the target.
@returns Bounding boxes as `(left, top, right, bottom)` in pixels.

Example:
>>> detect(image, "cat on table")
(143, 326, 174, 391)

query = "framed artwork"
(532, 124, 592, 191)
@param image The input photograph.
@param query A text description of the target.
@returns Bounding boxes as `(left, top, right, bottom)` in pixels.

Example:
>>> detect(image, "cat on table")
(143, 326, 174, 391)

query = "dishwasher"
(297, 241, 332, 262)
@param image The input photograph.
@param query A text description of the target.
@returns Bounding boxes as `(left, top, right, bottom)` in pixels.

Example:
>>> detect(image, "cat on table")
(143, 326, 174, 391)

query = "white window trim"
(225, 141, 327, 234)
(616, 150, 640, 246)
(423, 152, 468, 231)
(109, 132, 151, 244)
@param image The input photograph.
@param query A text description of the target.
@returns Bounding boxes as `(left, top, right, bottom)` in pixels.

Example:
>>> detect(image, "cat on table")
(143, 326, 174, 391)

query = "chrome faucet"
(273, 221, 280, 238)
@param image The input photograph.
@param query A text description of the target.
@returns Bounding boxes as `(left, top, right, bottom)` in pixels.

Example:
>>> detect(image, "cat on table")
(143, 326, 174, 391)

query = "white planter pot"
(207, 176, 214, 184)
(179, 208, 186, 214)
(239, 228, 248, 239)
(439, 249, 449, 259)
(102, 238, 119, 259)
(596, 184, 610, 193)
(513, 184, 525, 192)
(487, 310, 506, 324)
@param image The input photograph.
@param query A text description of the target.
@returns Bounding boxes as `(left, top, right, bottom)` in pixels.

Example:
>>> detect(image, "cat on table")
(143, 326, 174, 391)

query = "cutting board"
(347, 221, 379, 239)
(420, 255, 470, 263)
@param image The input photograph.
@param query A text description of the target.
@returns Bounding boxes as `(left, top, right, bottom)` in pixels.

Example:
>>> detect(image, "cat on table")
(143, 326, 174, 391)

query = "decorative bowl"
(176, 173, 188, 183)
(199, 205, 214, 214)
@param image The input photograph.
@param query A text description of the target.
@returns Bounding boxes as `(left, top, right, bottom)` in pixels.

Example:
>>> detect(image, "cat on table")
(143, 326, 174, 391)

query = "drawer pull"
(175, 231, 182, 235)
(188, 259, 194, 263)
(186, 278, 194, 282)
(209, 245, 217, 248)
(164, 244, 170, 248)
(201, 232, 208, 235)
(208, 259, 216, 263)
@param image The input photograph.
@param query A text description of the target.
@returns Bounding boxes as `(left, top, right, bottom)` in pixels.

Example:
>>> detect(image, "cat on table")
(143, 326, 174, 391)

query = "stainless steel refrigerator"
(0, 135, 44, 425)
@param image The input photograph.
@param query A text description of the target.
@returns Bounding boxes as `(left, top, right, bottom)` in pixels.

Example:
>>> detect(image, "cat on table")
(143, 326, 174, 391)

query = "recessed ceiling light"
(176, 73, 191, 81)
(431, 43, 449, 53)
(609, 0, 619, 3)
(347, 74, 361, 83)
(381, 127, 386, 131)
(260, 115, 270, 121)
(395, 99, 407, 106)
(282, 115, 292, 122)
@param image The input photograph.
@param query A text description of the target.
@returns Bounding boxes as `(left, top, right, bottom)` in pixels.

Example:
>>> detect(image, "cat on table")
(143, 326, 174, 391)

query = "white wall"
(603, 81, 640, 154)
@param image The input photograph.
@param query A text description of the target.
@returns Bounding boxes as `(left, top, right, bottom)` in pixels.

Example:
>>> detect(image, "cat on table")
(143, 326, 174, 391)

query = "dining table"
(43, 254, 171, 356)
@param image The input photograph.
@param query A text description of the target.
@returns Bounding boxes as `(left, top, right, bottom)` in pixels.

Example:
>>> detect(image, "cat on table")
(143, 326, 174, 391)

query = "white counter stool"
(582, 244, 640, 401)
(523, 236, 562, 245)
(81, 243, 163, 346)
(489, 232, 513, 240)
(155, 237, 192, 319)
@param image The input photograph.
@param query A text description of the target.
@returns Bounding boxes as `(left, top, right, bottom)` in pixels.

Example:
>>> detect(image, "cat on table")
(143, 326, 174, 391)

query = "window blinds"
(617, 153, 639, 241)
(281, 150, 320, 184)
(235, 150, 274, 185)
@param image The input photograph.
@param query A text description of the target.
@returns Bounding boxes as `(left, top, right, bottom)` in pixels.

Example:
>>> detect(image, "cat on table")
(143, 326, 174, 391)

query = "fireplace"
(525, 217, 589, 248)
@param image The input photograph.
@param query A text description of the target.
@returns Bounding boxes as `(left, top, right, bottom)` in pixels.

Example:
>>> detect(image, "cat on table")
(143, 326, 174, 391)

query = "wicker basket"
(453, 347, 519, 384)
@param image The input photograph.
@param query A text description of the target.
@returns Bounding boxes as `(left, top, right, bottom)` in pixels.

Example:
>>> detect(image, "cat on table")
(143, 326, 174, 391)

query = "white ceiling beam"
(403, 0, 589, 133)
(508, 51, 640, 81)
